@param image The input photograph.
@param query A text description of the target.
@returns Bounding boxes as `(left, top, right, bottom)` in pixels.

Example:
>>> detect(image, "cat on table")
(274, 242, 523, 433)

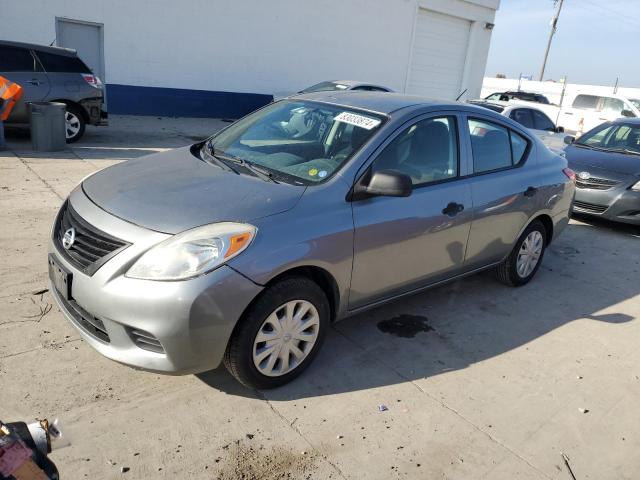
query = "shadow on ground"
(197, 220, 639, 399)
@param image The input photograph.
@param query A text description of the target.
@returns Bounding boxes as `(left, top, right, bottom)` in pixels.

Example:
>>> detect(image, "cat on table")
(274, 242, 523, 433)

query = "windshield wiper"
(602, 147, 640, 156)
(210, 147, 279, 184)
(201, 144, 240, 174)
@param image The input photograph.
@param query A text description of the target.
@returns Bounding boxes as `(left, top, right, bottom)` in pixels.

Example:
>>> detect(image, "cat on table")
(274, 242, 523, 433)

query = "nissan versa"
(49, 92, 575, 388)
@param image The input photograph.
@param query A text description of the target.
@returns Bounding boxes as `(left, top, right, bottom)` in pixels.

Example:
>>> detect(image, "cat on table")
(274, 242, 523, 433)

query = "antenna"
(455, 89, 468, 101)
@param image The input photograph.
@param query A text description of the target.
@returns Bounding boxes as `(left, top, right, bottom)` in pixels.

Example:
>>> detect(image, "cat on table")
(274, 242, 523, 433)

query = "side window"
(468, 119, 529, 174)
(486, 93, 501, 101)
(531, 110, 555, 131)
(0, 46, 37, 72)
(509, 109, 534, 129)
(572, 94, 599, 110)
(34, 51, 91, 73)
(373, 116, 458, 186)
(601, 97, 625, 115)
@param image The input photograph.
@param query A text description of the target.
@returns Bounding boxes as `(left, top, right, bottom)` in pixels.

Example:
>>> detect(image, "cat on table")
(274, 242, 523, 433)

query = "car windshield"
(204, 100, 385, 184)
(299, 82, 349, 93)
(575, 123, 640, 155)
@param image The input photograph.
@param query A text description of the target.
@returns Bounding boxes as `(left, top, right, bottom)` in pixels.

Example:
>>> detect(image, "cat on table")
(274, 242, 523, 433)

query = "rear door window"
(531, 110, 555, 131)
(572, 94, 600, 110)
(0, 46, 38, 72)
(509, 109, 534, 129)
(468, 118, 529, 174)
(601, 97, 625, 116)
(34, 51, 91, 73)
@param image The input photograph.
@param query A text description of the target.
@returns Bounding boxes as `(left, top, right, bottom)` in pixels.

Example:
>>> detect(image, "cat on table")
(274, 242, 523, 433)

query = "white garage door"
(407, 9, 471, 100)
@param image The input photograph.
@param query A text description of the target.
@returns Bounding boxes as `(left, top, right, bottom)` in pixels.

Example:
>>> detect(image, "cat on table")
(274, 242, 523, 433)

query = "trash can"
(29, 102, 66, 151)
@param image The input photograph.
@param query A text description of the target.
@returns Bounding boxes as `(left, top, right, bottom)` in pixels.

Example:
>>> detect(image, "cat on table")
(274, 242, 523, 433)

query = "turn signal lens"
(225, 232, 253, 258)
(563, 168, 576, 182)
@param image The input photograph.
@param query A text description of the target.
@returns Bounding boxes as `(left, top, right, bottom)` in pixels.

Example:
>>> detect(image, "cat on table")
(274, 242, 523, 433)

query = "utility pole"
(539, 0, 565, 81)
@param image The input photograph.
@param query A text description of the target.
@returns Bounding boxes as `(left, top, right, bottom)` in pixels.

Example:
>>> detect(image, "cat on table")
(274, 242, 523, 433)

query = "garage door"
(407, 9, 471, 100)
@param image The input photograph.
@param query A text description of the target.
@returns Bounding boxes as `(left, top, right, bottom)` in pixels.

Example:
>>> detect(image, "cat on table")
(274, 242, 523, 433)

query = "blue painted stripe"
(106, 84, 273, 119)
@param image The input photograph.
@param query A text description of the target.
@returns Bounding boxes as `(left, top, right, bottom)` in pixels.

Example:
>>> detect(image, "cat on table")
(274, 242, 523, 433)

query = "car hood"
(82, 146, 305, 234)
(566, 145, 640, 176)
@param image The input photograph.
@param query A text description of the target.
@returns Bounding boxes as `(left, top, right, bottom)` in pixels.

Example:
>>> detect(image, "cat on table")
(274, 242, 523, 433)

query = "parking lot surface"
(1, 116, 640, 479)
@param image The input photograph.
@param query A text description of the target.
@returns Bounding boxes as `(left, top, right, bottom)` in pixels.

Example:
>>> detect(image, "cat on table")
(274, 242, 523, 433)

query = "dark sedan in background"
(564, 119, 640, 225)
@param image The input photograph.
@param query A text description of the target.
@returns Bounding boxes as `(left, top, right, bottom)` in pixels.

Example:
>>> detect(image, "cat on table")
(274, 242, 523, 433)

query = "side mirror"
(555, 126, 565, 133)
(621, 109, 636, 118)
(352, 170, 412, 200)
(564, 135, 575, 145)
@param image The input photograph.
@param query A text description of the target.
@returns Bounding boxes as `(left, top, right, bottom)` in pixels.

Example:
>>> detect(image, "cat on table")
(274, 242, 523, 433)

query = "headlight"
(632, 180, 640, 191)
(126, 223, 256, 281)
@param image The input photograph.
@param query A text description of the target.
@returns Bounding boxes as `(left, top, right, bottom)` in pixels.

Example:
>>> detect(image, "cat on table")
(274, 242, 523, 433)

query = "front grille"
(56, 202, 128, 275)
(575, 177, 619, 190)
(573, 200, 608, 214)
(127, 328, 165, 354)
(58, 294, 110, 343)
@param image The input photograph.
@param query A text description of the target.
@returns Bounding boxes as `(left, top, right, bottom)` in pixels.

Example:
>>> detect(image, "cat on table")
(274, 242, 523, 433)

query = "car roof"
(0, 39, 77, 57)
(293, 91, 504, 117)
(612, 117, 640, 125)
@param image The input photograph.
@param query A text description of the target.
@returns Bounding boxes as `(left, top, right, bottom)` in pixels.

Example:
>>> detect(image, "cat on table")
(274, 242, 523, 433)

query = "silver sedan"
(49, 92, 575, 388)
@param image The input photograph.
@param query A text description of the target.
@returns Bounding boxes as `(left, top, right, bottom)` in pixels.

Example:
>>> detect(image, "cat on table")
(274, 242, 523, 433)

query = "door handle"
(524, 186, 538, 198)
(442, 202, 464, 217)
(29, 79, 41, 86)
(564, 112, 573, 115)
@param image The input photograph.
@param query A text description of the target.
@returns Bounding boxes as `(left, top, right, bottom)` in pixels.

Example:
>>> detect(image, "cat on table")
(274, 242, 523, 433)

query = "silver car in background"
(0, 40, 107, 142)
(48, 92, 575, 388)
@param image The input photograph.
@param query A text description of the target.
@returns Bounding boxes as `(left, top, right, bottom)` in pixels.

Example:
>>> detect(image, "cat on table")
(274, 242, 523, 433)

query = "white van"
(558, 93, 639, 135)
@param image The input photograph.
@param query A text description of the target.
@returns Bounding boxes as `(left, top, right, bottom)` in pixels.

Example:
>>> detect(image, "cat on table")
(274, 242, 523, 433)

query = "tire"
(496, 219, 547, 287)
(64, 105, 86, 143)
(224, 276, 329, 389)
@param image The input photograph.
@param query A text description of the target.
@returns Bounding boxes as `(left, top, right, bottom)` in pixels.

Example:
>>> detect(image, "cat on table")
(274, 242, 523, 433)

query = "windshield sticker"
(308, 168, 319, 176)
(318, 170, 328, 178)
(334, 112, 381, 130)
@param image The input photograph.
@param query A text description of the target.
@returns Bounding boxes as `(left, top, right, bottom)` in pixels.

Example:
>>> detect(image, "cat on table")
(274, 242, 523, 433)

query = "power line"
(574, 0, 640, 29)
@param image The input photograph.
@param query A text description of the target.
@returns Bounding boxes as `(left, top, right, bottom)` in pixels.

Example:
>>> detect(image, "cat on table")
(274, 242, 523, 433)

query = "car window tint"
(572, 95, 599, 110)
(601, 97, 625, 115)
(0, 46, 37, 72)
(510, 109, 534, 129)
(35, 51, 91, 73)
(469, 119, 528, 173)
(373, 116, 458, 186)
(532, 110, 555, 131)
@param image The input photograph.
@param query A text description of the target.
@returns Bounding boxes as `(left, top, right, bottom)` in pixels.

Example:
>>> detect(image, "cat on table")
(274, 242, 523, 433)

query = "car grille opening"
(575, 177, 619, 190)
(58, 295, 110, 343)
(55, 202, 128, 275)
(127, 328, 165, 354)
(573, 200, 608, 214)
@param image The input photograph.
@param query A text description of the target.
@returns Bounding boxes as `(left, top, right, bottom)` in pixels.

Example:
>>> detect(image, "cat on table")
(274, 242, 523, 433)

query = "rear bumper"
(572, 188, 640, 225)
(80, 97, 108, 126)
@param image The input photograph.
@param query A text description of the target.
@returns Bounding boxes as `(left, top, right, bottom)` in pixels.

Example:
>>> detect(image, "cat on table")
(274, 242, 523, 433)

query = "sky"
(485, 0, 640, 87)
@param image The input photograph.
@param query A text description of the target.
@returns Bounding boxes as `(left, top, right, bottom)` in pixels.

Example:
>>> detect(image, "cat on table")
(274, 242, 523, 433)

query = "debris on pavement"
(561, 452, 578, 480)
(378, 404, 388, 412)
(578, 408, 589, 414)
(120, 466, 130, 473)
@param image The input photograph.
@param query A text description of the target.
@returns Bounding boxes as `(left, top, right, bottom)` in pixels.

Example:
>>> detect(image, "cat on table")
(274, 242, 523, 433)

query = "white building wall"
(2, 0, 497, 95)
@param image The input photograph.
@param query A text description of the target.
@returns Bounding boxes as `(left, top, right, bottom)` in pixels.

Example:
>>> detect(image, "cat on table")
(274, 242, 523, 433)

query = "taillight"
(81, 74, 103, 87)
(563, 167, 576, 182)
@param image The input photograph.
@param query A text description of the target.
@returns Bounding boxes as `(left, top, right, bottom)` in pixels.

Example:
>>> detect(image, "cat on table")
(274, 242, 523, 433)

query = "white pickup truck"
(497, 93, 640, 137)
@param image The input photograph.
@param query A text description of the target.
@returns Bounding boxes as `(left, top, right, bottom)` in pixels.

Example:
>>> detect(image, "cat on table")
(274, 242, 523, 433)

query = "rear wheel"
(224, 277, 329, 389)
(64, 105, 86, 143)
(496, 220, 547, 287)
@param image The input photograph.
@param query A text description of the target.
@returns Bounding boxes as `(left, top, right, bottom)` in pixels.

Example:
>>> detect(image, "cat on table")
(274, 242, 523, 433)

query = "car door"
(463, 115, 542, 270)
(0, 45, 50, 123)
(531, 109, 564, 150)
(349, 113, 473, 309)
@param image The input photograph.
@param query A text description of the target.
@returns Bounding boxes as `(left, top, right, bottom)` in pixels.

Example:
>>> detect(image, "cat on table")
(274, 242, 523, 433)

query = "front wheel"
(64, 105, 86, 143)
(496, 220, 547, 287)
(224, 277, 329, 389)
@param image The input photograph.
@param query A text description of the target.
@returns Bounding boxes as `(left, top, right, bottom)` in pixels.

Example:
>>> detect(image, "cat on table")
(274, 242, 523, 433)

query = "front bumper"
(49, 187, 263, 374)
(572, 187, 640, 225)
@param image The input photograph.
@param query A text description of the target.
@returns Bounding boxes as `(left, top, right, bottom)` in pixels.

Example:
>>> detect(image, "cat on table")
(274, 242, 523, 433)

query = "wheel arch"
(531, 213, 554, 246)
(51, 99, 89, 122)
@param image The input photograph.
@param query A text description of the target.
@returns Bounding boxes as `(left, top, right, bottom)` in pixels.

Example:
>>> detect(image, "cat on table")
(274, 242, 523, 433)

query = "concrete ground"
(1, 116, 640, 480)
